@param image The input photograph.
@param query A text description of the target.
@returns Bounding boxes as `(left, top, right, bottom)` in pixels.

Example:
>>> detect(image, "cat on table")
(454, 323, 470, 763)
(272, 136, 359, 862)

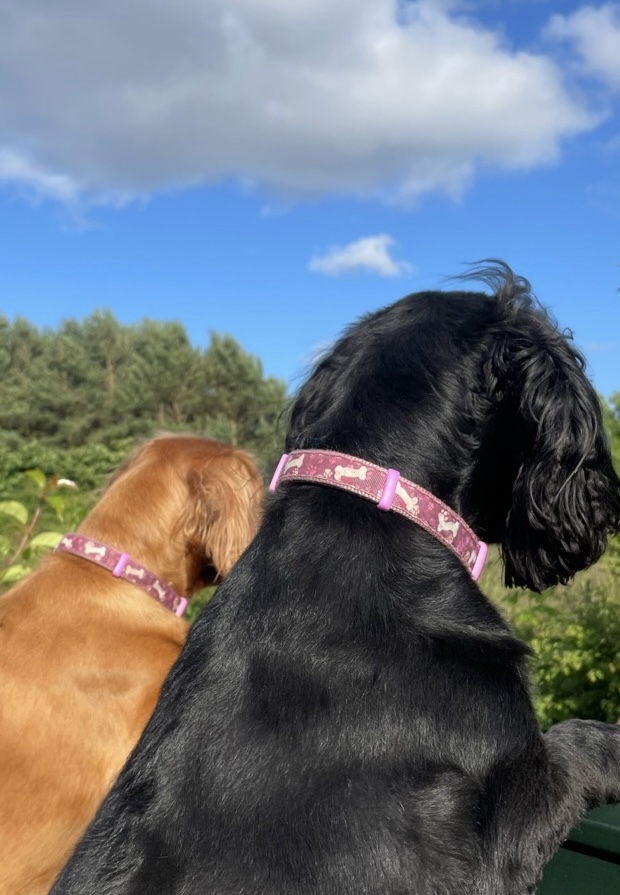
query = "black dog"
(52, 263, 620, 895)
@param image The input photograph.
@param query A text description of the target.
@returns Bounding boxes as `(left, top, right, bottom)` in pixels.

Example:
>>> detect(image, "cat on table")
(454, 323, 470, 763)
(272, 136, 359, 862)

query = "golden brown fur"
(0, 434, 263, 895)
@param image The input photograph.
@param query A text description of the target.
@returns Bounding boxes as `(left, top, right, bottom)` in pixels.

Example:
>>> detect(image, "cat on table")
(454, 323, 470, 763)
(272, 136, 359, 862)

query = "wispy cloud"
(309, 234, 413, 277)
(0, 149, 79, 203)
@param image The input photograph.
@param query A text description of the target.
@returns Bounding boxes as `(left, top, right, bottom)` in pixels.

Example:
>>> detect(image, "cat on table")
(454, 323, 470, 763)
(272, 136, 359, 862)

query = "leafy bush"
(0, 470, 89, 586)
(480, 542, 620, 728)
(185, 587, 217, 623)
(0, 436, 134, 496)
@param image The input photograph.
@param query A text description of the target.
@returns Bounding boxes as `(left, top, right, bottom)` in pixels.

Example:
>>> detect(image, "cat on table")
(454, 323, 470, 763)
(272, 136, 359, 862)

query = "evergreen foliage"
(0, 312, 289, 482)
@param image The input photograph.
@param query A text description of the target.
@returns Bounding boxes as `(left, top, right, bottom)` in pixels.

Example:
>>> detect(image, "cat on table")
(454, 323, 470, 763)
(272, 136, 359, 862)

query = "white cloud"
(0, 0, 601, 204)
(0, 149, 79, 203)
(546, 4, 620, 91)
(309, 234, 413, 277)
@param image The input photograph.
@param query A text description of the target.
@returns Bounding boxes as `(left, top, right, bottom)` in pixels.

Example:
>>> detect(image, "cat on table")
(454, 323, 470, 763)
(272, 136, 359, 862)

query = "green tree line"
(0, 312, 289, 491)
(0, 309, 619, 728)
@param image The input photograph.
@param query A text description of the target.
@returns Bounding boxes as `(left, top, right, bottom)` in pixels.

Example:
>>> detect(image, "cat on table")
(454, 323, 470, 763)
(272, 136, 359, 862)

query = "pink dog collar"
(270, 450, 487, 581)
(55, 534, 188, 616)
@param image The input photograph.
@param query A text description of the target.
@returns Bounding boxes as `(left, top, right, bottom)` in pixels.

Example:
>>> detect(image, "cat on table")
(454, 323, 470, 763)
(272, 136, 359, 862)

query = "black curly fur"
(52, 262, 620, 895)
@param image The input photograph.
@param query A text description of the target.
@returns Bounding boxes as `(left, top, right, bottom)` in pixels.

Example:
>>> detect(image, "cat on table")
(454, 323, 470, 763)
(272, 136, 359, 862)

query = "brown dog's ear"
(183, 450, 263, 580)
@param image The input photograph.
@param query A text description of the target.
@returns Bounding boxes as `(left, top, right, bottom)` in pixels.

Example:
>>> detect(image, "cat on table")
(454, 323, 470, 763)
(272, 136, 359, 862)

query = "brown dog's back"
(0, 434, 263, 895)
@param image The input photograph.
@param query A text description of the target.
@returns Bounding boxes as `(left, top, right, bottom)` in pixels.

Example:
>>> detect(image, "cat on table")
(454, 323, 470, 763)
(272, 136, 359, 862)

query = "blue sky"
(1, 0, 619, 400)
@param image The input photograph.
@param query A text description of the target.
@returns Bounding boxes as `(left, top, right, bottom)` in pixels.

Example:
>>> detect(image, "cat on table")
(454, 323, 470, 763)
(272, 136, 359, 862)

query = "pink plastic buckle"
(471, 542, 488, 581)
(112, 553, 130, 577)
(377, 468, 400, 511)
(175, 597, 188, 617)
(269, 454, 289, 491)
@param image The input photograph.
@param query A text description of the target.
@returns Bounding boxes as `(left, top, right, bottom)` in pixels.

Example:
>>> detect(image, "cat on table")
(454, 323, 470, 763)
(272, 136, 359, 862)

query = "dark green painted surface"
(537, 846, 620, 894)
(536, 804, 620, 894)
(570, 804, 620, 857)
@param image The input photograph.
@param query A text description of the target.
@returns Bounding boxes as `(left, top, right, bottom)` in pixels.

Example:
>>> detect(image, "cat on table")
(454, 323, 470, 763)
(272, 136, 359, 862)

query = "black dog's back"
(52, 264, 620, 895)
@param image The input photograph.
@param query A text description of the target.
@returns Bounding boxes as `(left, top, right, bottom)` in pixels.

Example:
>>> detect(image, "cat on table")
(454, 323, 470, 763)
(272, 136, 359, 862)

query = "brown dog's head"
(83, 434, 264, 598)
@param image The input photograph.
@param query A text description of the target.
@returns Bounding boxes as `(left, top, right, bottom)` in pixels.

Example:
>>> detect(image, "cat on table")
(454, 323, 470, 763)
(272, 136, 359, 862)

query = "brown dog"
(0, 434, 263, 895)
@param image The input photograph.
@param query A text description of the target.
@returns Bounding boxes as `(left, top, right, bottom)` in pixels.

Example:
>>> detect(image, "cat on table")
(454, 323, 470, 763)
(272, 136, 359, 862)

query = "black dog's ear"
(500, 329, 620, 592)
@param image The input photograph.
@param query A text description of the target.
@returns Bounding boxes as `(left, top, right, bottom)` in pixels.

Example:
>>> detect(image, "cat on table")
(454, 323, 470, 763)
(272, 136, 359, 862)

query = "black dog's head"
(286, 261, 620, 592)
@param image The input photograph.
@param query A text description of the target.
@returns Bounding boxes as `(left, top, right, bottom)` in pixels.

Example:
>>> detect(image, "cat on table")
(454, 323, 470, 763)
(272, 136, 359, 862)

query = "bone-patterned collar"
(54, 534, 188, 616)
(269, 450, 487, 581)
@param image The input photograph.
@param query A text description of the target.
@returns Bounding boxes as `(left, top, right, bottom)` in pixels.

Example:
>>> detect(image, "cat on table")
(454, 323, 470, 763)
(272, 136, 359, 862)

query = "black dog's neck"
(262, 487, 522, 665)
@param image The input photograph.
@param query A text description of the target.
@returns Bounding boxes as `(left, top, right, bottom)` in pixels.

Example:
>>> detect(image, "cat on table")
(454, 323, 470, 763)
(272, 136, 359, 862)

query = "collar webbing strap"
(55, 533, 188, 616)
(270, 450, 487, 580)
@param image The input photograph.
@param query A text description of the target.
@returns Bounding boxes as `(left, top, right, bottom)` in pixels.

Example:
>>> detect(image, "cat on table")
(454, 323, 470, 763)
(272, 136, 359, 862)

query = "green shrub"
(0, 436, 134, 496)
(0, 469, 91, 586)
(185, 587, 218, 623)
(480, 542, 620, 728)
